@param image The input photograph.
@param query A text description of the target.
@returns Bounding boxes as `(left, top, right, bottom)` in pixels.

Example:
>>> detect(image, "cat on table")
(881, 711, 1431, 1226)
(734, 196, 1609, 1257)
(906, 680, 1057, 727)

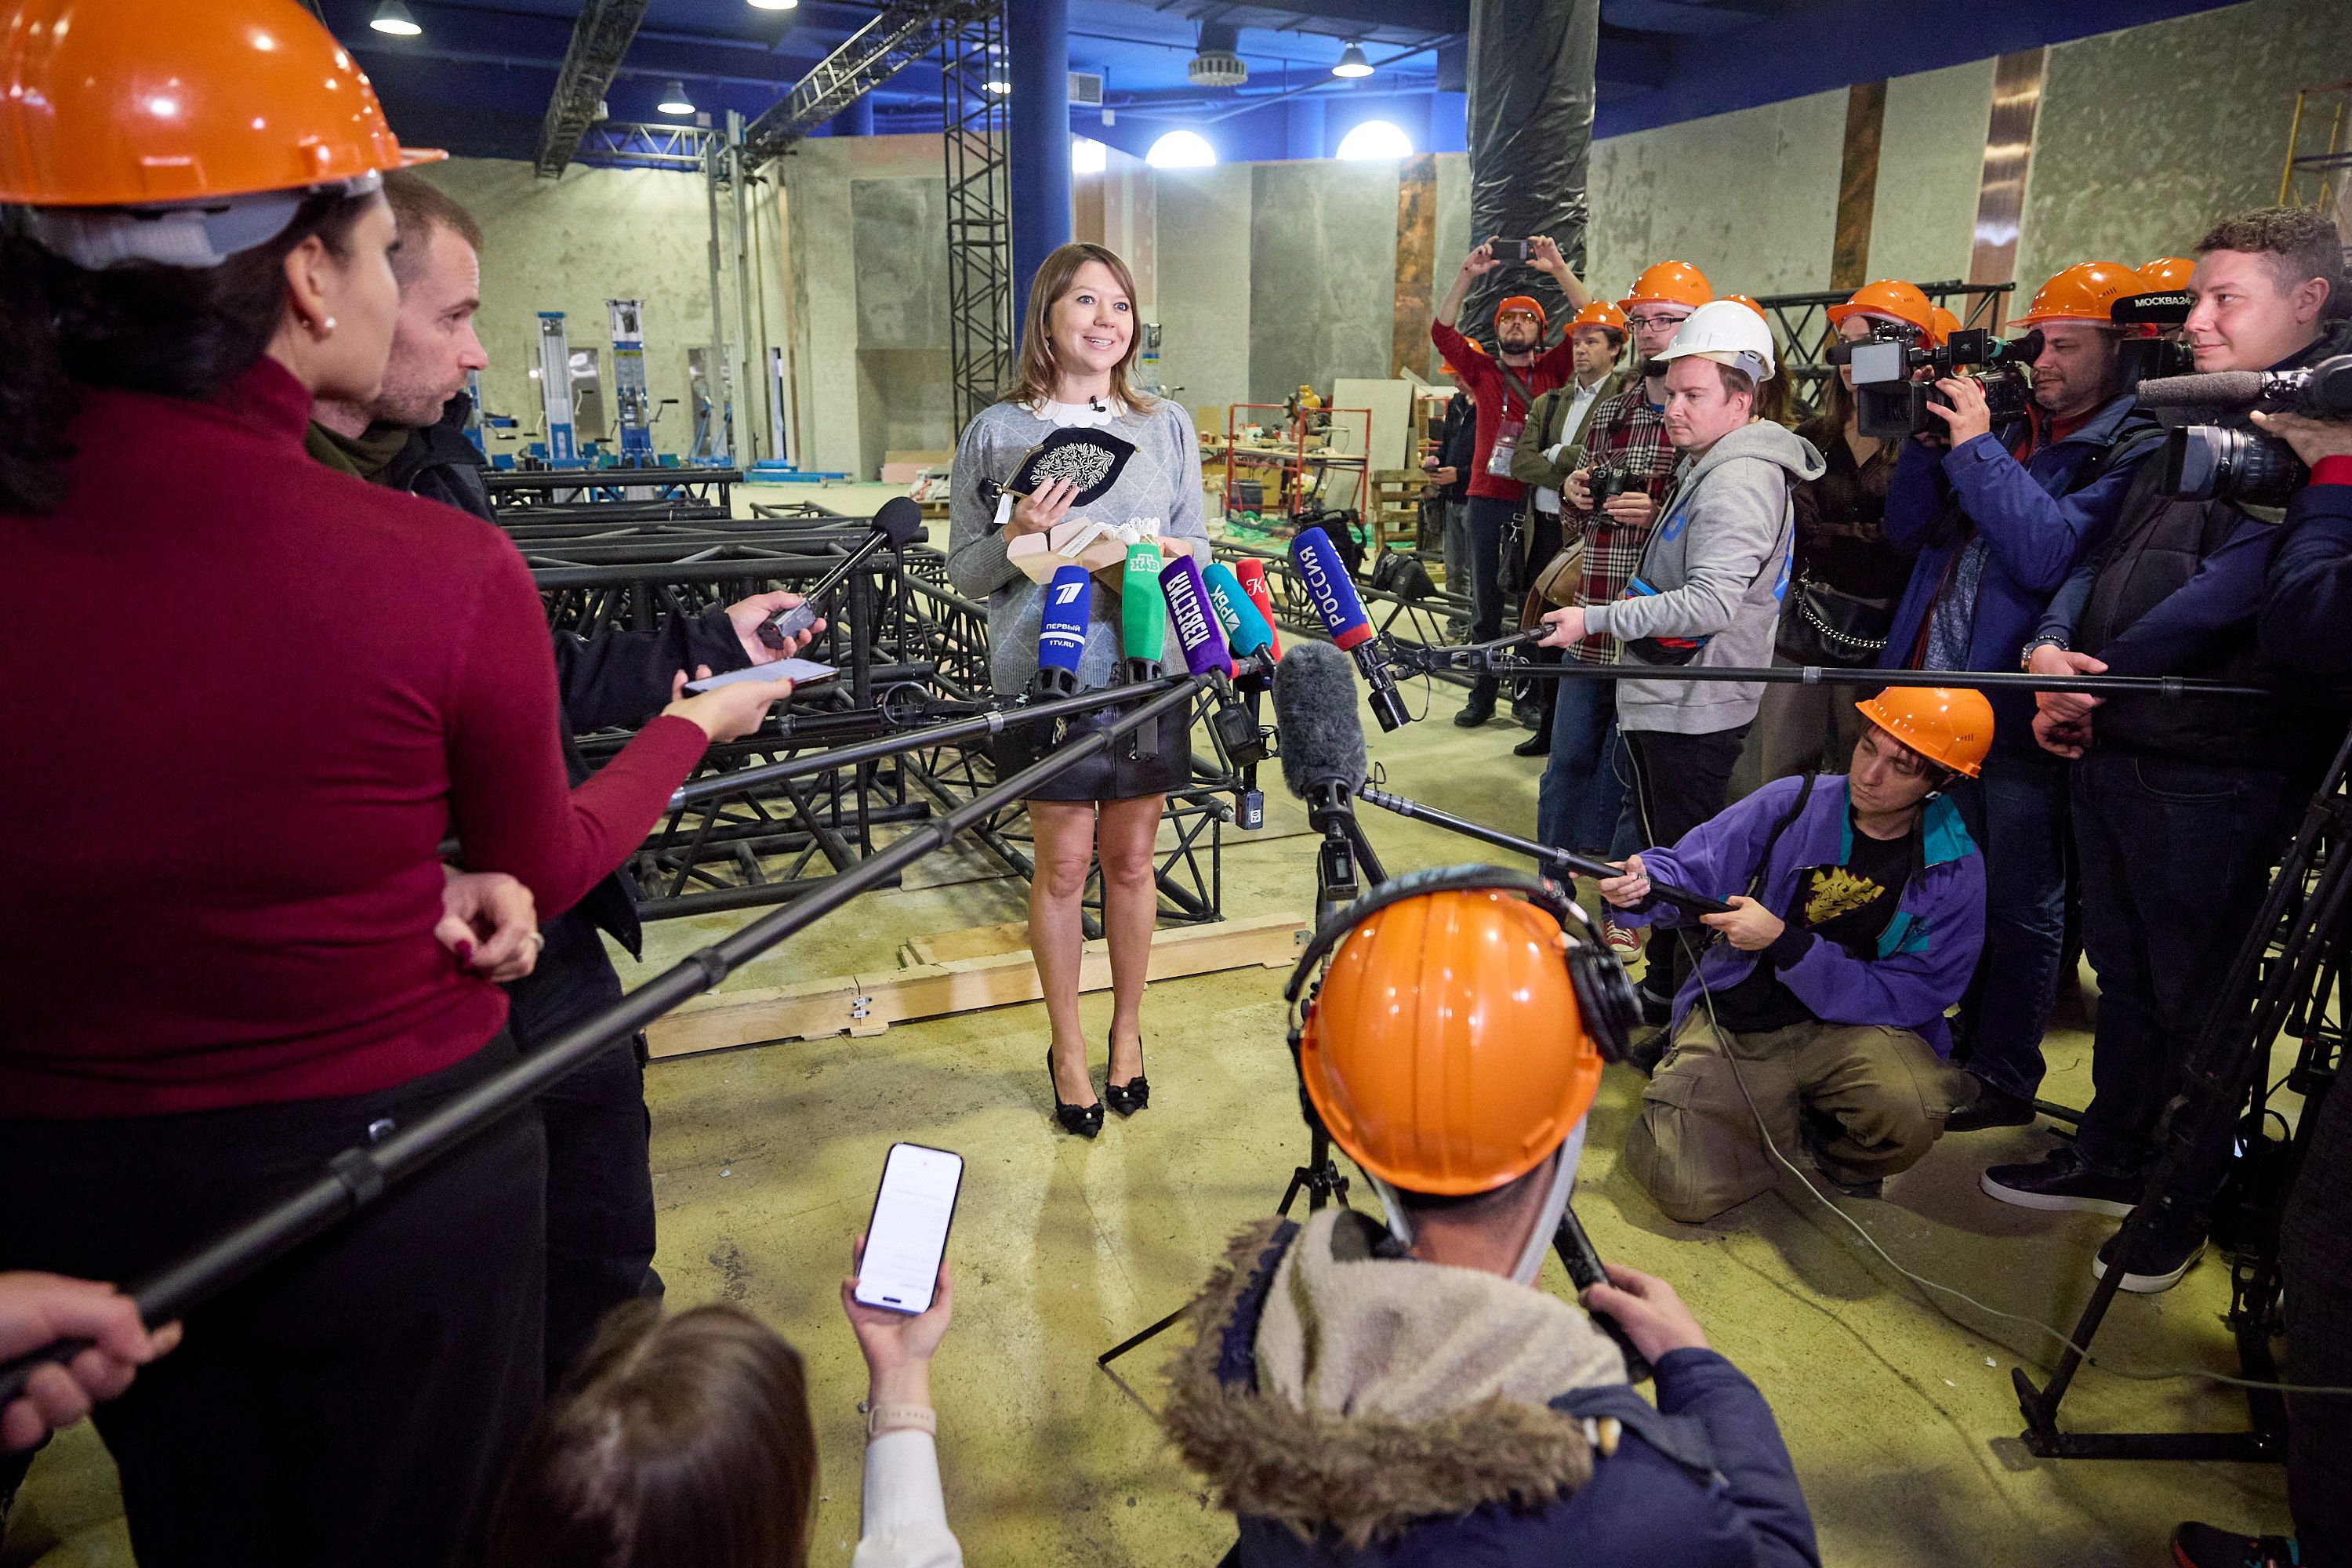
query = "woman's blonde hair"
(1004, 242, 1157, 413)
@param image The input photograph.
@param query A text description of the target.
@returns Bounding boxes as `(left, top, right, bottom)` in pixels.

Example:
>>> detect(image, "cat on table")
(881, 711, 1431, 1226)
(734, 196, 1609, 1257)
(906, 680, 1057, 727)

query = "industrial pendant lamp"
(985, 56, 1011, 95)
(658, 80, 696, 115)
(746, 0, 799, 9)
(369, 0, 422, 37)
(1331, 42, 1373, 79)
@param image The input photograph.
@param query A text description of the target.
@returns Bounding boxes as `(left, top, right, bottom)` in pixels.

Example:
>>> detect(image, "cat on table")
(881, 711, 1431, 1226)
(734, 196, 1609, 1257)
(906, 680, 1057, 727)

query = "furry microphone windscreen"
(1272, 641, 1368, 802)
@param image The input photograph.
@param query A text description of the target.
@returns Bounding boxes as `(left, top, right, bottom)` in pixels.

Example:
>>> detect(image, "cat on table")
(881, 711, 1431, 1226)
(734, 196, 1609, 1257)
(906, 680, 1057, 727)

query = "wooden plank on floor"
(648, 912, 1307, 1060)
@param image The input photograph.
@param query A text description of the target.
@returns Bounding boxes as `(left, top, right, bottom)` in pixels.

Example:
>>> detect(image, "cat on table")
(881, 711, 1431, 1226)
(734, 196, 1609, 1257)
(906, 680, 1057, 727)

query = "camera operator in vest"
(1159, 873, 1818, 1568)
(1876, 262, 2165, 1136)
(2168, 380, 2352, 1568)
(1986, 210, 2350, 1290)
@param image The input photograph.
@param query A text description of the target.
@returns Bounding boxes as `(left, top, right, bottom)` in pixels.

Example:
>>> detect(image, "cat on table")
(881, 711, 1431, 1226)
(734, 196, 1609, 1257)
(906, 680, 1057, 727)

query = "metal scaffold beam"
(739, 0, 988, 168)
(535, 0, 655, 179)
(572, 122, 717, 171)
(940, 5, 1011, 434)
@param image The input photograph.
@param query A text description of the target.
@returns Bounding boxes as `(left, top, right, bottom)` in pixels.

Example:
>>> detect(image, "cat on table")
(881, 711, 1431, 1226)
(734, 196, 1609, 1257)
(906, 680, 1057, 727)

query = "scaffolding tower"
(940, 4, 1012, 436)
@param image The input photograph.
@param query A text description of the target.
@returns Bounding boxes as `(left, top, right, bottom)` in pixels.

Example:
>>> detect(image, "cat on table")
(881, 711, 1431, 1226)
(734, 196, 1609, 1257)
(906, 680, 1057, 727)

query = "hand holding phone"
(682, 657, 838, 695)
(851, 1143, 964, 1316)
(1489, 238, 1531, 263)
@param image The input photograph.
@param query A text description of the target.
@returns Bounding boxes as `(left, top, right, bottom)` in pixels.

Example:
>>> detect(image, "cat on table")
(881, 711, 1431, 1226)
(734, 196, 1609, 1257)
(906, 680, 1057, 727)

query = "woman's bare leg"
(1096, 794, 1165, 1086)
(1027, 800, 1100, 1106)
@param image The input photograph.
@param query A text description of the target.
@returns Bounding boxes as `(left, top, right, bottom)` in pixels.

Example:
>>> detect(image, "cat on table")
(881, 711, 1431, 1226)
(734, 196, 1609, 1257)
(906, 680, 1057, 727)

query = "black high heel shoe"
(1046, 1047, 1102, 1138)
(1105, 1031, 1150, 1117)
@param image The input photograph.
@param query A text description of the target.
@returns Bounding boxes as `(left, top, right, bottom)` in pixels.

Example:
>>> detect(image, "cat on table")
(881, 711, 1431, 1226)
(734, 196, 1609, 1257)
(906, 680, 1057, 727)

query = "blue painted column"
(1007, 0, 1071, 331)
(837, 94, 874, 137)
(1285, 96, 1326, 161)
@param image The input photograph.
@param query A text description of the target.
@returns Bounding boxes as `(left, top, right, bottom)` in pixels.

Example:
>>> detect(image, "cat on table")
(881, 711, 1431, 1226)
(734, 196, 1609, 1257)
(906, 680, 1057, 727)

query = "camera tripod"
(2014, 721, 2350, 1461)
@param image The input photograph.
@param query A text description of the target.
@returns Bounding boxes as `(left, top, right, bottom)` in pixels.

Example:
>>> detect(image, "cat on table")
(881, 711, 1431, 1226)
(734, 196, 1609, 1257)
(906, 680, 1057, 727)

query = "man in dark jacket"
(309, 171, 818, 1385)
(1987, 210, 2347, 1289)
(2171, 416, 2352, 1568)
(1425, 381, 1478, 639)
(1877, 263, 2165, 1133)
(1162, 876, 1817, 1568)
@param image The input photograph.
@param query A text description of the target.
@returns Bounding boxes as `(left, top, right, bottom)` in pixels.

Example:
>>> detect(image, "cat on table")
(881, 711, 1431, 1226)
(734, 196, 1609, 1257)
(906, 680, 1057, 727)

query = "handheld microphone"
(1272, 642, 1370, 903)
(1033, 564, 1091, 699)
(1288, 526, 1408, 732)
(1232, 557, 1282, 659)
(757, 495, 922, 650)
(1160, 554, 1233, 678)
(1202, 561, 1275, 664)
(1120, 540, 1167, 684)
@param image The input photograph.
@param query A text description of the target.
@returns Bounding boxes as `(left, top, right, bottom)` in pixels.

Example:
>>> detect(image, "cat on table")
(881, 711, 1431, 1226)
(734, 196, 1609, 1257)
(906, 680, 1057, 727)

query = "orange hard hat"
(1854, 687, 1995, 779)
(2138, 256, 2196, 291)
(1930, 305, 1962, 343)
(1719, 293, 1767, 321)
(1298, 885, 1602, 1196)
(0, 0, 443, 208)
(1827, 279, 1938, 343)
(1619, 260, 1713, 313)
(2014, 262, 2146, 328)
(1567, 300, 1628, 336)
(1495, 294, 1547, 326)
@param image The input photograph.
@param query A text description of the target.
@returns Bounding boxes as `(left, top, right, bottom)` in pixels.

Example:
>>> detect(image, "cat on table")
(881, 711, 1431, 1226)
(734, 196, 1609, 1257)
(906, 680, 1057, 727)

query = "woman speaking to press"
(0, 4, 793, 1562)
(946, 243, 1210, 1138)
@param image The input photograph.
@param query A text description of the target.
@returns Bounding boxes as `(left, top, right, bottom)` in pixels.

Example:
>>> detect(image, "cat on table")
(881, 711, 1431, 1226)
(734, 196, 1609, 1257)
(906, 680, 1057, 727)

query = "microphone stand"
(1358, 784, 1731, 916)
(0, 677, 1214, 1405)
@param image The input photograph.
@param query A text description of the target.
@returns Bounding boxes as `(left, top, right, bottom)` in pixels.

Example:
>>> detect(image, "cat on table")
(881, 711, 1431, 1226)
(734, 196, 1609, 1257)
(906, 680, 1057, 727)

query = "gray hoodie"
(1588, 419, 1823, 735)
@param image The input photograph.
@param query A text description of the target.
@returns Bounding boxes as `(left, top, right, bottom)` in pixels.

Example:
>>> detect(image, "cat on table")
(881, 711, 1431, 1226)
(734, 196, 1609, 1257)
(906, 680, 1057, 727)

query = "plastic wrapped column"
(1461, 0, 1599, 347)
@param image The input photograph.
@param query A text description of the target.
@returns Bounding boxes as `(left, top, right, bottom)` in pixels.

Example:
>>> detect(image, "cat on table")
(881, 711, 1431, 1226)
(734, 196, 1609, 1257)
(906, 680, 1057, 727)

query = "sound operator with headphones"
(1159, 872, 1817, 1568)
(1598, 690, 1991, 1223)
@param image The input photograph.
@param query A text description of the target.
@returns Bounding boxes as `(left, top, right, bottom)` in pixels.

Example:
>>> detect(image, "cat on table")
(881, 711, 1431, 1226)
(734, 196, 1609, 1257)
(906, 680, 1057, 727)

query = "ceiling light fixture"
(1188, 20, 1247, 89)
(985, 59, 1011, 95)
(658, 80, 696, 115)
(746, 0, 799, 9)
(368, 0, 422, 37)
(1332, 42, 1374, 79)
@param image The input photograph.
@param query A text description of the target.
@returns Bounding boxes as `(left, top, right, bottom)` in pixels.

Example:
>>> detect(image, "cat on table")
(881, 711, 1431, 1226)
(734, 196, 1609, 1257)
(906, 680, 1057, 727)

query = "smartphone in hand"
(1489, 238, 1531, 263)
(682, 657, 839, 695)
(853, 1142, 965, 1316)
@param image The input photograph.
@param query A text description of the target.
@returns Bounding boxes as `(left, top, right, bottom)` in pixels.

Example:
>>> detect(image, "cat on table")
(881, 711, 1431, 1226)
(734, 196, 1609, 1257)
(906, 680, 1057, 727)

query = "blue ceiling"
(328, 0, 2240, 169)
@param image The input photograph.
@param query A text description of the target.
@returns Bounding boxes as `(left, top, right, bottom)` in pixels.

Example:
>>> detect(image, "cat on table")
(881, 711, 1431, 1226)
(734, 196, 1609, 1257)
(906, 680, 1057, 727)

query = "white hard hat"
(1655, 299, 1777, 383)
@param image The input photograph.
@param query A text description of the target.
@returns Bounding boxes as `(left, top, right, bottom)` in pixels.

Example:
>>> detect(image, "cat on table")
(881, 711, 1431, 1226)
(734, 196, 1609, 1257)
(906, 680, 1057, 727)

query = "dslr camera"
(2140, 353, 2352, 507)
(1586, 466, 1639, 506)
(1846, 325, 2042, 441)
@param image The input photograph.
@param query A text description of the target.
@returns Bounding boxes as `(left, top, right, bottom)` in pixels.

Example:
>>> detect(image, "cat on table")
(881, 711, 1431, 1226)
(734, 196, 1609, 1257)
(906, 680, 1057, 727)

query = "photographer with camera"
(1986, 211, 2349, 1283)
(1532, 263, 1712, 887)
(1539, 301, 1820, 1029)
(1431, 238, 1593, 729)
(1875, 260, 2165, 1135)
(2170, 401, 2352, 1568)
(1510, 302, 1635, 753)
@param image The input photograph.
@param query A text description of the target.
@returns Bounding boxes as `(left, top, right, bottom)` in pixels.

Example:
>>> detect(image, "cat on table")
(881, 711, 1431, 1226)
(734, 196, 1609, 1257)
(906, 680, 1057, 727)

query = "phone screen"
(1490, 238, 1530, 263)
(682, 657, 838, 695)
(852, 1142, 964, 1316)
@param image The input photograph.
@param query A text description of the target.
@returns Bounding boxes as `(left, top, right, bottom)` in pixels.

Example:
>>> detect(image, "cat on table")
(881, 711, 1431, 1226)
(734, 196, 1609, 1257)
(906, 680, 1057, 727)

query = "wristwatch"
(2019, 636, 2066, 671)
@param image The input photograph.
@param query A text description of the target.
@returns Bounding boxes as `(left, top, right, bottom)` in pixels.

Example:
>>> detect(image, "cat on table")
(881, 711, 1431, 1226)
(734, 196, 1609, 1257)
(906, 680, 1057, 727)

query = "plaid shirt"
(1561, 386, 1677, 665)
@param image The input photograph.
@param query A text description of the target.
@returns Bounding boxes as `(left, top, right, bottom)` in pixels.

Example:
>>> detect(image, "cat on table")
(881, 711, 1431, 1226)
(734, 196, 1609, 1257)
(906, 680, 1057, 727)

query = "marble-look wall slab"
(1246, 159, 1400, 405)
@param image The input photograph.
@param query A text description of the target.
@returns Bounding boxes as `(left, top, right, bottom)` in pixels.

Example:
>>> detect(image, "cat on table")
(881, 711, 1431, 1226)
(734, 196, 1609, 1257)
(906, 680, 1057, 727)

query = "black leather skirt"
(991, 702, 1192, 803)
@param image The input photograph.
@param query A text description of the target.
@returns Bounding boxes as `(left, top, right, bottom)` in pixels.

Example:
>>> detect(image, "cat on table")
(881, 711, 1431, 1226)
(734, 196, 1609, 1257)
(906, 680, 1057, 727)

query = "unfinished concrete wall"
(412, 157, 717, 457)
(1153, 165, 1255, 423)
(1247, 160, 1401, 405)
(2017, 0, 2352, 294)
(1866, 60, 1996, 288)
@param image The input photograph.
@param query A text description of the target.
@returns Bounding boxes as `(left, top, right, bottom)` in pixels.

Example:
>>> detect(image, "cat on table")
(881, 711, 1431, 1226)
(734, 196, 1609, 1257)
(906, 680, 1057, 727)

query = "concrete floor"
(3, 680, 2295, 1567)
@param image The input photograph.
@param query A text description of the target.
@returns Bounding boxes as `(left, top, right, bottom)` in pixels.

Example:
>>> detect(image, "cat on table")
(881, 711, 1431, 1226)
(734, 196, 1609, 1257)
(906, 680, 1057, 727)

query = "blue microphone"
(1287, 526, 1408, 731)
(1202, 561, 1274, 666)
(1033, 564, 1091, 698)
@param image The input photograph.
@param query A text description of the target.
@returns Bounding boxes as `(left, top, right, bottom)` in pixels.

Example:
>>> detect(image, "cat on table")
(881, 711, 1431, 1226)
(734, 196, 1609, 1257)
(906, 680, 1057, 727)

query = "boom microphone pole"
(0, 676, 1214, 1406)
(1356, 784, 1732, 917)
(1407, 644, 2287, 700)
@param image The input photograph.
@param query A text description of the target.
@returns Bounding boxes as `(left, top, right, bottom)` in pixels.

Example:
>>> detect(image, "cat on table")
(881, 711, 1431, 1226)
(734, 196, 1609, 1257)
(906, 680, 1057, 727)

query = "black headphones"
(1283, 864, 1642, 1071)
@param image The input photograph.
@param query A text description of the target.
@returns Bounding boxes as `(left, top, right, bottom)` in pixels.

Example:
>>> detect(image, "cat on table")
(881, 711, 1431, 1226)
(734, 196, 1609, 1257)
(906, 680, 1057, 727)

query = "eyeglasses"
(1497, 311, 1541, 325)
(1625, 312, 1692, 332)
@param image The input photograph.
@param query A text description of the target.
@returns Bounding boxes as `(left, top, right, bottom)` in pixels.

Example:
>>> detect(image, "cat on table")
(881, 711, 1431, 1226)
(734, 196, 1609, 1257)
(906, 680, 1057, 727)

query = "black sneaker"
(2094, 1224, 2207, 1294)
(1980, 1145, 2142, 1217)
(1944, 1074, 2039, 1133)
(1454, 693, 1496, 728)
(2171, 1521, 2299, 1568)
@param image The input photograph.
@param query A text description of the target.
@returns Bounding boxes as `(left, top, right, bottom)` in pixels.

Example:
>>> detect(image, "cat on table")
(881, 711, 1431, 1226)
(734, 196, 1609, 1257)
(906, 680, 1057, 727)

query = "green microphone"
(1120, 540, 1166, 684)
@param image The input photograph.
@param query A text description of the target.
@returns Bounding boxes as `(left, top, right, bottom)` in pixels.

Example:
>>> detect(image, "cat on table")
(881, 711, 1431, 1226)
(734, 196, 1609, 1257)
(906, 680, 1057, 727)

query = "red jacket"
(0, 359, 707, 1116)
(1430, 319, 1577, 503)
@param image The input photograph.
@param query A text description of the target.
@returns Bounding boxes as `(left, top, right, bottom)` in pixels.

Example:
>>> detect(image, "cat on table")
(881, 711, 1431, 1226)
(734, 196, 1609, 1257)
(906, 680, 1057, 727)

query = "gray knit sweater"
(946, 397, 1210, 696)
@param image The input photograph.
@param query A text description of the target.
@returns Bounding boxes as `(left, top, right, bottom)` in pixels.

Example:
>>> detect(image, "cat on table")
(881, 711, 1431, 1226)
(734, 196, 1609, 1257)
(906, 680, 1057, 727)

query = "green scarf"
(305, 419, 413, 485)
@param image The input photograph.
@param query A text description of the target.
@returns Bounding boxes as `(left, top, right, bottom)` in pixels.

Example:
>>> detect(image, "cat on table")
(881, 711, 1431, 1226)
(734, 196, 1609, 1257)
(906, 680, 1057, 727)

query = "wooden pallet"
(644, 912, 1308, 1060)
(1368, 468, 1429, 552)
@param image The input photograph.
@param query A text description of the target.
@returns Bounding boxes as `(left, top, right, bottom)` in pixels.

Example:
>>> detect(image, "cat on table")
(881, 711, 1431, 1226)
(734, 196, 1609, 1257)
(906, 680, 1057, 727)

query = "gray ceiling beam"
(739, 0, 991, 168)
(534, 0, 655, 179)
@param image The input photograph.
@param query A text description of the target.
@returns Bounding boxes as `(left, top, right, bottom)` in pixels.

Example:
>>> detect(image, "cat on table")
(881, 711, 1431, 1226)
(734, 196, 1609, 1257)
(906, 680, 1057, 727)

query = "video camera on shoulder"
(2112, 289, 2198, 387)
(2140, 353, 2352, 506)
(1843, 322, 2042, 441)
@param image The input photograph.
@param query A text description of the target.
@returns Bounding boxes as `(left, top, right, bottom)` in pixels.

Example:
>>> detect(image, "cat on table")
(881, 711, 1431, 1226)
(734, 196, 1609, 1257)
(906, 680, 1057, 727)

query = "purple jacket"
(1617, 774, 1984, 1055)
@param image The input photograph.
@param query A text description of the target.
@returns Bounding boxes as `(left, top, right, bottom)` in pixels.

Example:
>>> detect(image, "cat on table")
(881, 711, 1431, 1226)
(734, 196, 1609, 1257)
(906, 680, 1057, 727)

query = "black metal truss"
(572, 121, 716, 172)
(739, 0, 990, 167)
(534, 0, 655, 180)
(485, 466, 742, 511)
(1756, 280, 2017, 423)
(940, 5, 1012, 436)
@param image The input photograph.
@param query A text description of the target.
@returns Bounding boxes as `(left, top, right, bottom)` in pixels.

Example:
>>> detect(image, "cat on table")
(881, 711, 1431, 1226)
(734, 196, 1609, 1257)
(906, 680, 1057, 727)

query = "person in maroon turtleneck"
(0, 9, 801, 1561)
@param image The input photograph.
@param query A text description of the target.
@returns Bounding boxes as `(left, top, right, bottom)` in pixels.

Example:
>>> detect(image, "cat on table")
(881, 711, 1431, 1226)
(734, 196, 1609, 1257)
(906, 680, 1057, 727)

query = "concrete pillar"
(1286, 96, 1325, 161)
(1008, 0, 1072, 330)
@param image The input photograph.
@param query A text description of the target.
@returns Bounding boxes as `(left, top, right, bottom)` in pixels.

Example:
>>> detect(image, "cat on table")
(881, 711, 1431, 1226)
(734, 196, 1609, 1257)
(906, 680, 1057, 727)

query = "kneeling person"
(1162, 874, 1818, 1567)
(1606, 690, 1991, 1222)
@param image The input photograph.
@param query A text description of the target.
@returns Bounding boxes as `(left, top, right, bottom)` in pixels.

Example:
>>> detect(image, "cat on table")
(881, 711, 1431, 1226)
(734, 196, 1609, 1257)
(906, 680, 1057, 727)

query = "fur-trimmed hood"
(1161, 1209, 1628, 1551)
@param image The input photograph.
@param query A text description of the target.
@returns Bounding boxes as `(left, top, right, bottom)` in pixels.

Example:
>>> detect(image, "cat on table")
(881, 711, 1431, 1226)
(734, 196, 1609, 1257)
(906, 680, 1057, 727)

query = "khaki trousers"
(1625, 1014, 1974, 1223)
